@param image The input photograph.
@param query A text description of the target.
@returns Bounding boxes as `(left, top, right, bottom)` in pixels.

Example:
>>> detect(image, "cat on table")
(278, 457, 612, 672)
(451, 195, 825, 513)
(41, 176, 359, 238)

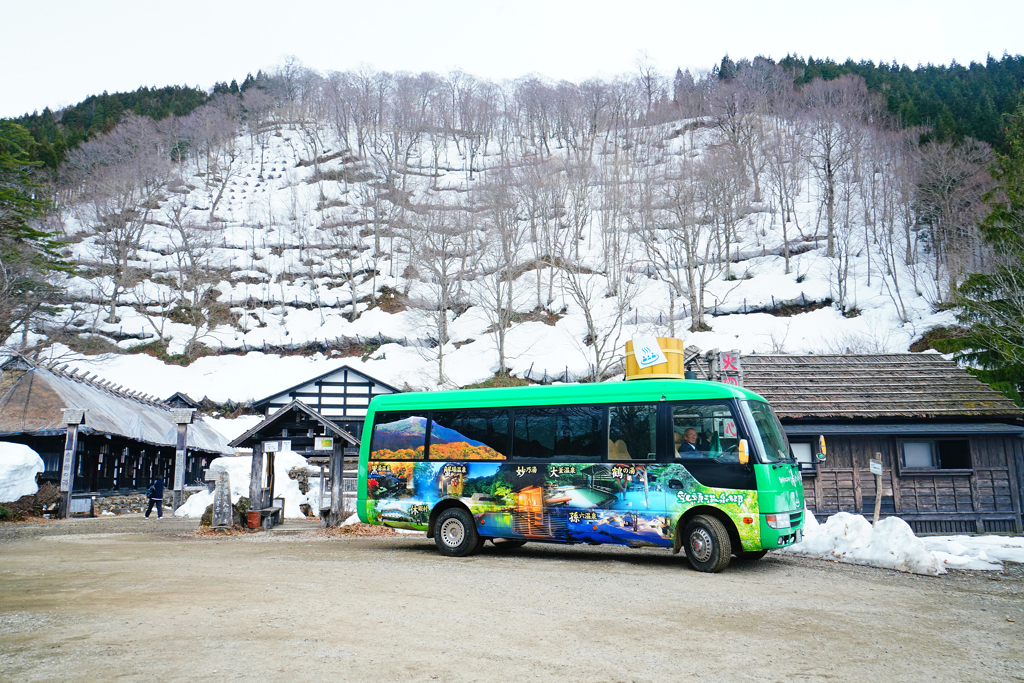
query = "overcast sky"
(4, 0, 1023, 118)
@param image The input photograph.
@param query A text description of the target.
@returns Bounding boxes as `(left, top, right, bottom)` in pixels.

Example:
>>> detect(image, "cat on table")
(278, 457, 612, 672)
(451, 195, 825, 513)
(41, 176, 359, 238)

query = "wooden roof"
(741, 354, 1023, 420)
(0, 361, 231, 454)
(229, 399, 359, 448)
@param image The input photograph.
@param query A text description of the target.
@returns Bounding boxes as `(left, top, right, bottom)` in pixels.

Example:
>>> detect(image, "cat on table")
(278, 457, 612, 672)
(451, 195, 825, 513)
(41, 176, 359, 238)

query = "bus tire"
(736, 549, 769, 561)
(683, 515, 732, 573)
(434, 507, 482, 557)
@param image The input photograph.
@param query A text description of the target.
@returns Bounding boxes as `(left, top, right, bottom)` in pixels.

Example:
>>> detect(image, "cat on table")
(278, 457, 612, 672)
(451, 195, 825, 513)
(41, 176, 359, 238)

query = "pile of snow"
(782, 511, 1024, 575)
(781, 511, 945, 576)
(174, 489, 215, 518)
(0, 442, 45, 502)
(174, 450, 320, 520)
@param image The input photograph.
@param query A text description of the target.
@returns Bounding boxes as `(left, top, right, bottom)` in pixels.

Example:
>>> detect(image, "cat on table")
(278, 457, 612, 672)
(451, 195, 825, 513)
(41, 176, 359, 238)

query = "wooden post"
(870, 454, 883, 526)
(57, 409, 86, 519)
(329, 438, 344, 526)
(249, 442, 264, 509)
(267, 452, 276, 504)
(852, 461, 863, 513)
(170, 409, 194, 512)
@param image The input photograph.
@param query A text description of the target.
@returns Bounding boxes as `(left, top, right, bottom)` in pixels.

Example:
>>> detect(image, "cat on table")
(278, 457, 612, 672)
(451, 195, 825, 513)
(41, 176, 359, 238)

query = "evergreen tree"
(0, 121, 72, 346)
(937, 100, 1024, 403)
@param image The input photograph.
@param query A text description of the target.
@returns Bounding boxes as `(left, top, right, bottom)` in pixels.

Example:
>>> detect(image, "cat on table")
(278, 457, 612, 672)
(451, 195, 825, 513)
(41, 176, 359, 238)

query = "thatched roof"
(742, 353, 1022, 420)
(0, 363, 231, 454)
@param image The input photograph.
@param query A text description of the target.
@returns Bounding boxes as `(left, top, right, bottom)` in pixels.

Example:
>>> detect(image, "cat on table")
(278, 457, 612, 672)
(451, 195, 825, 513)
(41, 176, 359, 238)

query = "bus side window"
(430, 409, 509, 460)
(370, 412, 428, 460)
(513, 407, 603, 460)
(608, 404, 657, 461)
(671, 402, 740, 460)
(513, 408, 557, 459)
(553, 406, 603, 459)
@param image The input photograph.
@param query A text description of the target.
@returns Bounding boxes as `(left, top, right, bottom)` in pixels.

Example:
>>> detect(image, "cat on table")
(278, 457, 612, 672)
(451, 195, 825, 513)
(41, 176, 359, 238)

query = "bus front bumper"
(760, 512, 804, 548)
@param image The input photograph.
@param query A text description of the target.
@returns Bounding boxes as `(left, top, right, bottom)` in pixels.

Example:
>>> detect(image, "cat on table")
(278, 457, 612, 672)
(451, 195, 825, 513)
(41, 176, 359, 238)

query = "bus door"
(601, 403, 667, 543)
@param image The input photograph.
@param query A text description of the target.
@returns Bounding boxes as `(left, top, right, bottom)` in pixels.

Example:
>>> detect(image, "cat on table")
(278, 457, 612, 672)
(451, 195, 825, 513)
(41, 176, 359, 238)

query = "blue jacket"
(149, 479, 165, 499)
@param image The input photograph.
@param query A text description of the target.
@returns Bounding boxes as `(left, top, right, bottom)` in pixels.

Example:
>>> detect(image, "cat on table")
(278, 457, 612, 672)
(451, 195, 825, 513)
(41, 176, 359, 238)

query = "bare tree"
(407, 204, 477, 384)
(241, 88, 276, 174)
(65, 115, 171, 322)
(802, 75, 877, 257)
(475, 170, 528, 376)
(763, 116, 806, 273)
(915, 137, 993, 301)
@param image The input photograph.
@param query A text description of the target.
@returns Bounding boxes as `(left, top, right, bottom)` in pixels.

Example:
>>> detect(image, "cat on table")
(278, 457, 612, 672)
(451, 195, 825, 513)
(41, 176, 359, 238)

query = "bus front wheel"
(683, 515, 732, 573)
(434, 508, 483, 557)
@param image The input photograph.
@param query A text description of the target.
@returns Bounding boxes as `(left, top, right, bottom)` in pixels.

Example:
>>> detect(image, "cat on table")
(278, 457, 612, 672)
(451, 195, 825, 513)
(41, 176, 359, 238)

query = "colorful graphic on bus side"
(364, 460, 761, 550)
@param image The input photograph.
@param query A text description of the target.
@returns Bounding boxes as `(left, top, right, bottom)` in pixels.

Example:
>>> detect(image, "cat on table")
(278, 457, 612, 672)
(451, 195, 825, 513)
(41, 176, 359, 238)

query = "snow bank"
(174, 450, 320, 519)
(0, 442, 45, 502)
(782, 511, 1024, 575)
(781, 511, 945, 576)
(175, 490, 214, 518)
(922, 535, 1024, 569)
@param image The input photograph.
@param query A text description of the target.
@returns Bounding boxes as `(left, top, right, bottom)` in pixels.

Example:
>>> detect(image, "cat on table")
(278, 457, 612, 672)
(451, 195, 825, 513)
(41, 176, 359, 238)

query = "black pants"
(145, 498, 163, 518)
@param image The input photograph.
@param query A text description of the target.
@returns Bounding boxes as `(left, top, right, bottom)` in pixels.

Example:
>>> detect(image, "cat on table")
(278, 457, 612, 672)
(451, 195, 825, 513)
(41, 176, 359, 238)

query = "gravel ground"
(1, 515, 1022, 682)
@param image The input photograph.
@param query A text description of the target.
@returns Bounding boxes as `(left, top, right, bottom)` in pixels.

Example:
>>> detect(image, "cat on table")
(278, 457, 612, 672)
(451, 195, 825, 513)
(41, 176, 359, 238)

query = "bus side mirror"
(816, 435, 827, 463)
(738, 439, 749, 465)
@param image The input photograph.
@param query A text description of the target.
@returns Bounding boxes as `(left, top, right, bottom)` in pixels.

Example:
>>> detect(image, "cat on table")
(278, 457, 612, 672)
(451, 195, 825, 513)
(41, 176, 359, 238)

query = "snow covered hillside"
(15, 67, 975, 398)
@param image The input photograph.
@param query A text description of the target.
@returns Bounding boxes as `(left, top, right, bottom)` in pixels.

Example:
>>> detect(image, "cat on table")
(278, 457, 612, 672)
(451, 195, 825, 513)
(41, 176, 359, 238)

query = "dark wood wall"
(802, 433, 1023, 534)
(3, 433, 216, 495)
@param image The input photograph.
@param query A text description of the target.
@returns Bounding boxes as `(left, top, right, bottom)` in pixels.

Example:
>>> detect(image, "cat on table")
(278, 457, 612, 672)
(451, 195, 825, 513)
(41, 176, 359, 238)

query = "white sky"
(4, 0, 1023, 118)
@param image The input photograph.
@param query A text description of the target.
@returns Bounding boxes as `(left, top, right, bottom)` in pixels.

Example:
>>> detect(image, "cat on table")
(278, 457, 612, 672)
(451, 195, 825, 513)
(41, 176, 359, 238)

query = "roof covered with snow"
(0, 363, 231, 454)
(742, 353, 1023, 420)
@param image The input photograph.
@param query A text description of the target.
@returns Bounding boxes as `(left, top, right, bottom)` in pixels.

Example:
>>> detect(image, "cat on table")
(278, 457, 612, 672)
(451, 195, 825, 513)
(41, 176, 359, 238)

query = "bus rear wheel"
(683, 515, 732, 573)
(434, 508, 482, 557)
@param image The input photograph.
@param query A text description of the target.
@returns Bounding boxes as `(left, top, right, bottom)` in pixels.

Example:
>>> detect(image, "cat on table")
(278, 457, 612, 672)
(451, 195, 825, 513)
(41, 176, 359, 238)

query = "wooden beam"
(172, 423, 188, 511)
(329, 438, 344, 526)
(57, 423, 81, 519)
(249, 443, 264, 509)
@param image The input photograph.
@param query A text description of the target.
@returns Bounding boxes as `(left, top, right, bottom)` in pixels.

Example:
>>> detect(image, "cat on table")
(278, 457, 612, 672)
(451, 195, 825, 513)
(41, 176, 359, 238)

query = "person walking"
(145, 478, 165, 519)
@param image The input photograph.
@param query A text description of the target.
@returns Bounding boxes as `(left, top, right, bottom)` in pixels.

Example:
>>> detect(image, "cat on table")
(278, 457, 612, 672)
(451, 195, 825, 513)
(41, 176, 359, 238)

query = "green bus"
(356, 379, 809, 572)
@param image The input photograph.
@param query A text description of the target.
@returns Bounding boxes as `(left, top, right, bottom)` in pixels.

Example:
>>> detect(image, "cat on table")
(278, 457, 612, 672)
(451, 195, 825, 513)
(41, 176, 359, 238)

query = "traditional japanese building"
(742, 353, 1024, 534)
(0, 358, 231, 494)
(251, 364, 400, 449)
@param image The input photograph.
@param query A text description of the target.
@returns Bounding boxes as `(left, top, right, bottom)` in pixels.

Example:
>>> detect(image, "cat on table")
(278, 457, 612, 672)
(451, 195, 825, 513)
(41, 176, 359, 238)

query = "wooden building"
(742, 354, 1024, 534)
(251, 365, 399, 448)
(0, 359, 231, 494)
(228, 400, 359, 526)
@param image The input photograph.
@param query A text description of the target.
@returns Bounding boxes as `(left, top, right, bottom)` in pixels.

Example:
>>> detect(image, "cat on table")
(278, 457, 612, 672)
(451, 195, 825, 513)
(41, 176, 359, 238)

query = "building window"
(790, 442, 816, 473)
(900, 439, 971, 470)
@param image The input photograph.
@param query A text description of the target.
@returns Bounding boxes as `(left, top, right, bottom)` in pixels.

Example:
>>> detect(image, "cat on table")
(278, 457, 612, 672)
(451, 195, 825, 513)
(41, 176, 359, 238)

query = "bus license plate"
(795, 529, 802, 543)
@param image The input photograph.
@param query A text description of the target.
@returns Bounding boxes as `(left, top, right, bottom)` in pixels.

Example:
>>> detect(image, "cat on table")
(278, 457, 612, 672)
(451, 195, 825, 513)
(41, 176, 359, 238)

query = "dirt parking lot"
(1, 516, 1022, 683)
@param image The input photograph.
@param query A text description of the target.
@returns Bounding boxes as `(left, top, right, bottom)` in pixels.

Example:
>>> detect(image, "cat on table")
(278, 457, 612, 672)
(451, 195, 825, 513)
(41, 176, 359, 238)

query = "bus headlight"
(765, 513, 791, 529)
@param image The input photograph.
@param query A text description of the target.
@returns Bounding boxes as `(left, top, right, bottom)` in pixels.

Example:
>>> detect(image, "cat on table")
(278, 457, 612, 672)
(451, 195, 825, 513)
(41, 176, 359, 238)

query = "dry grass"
(187, 525, 260, 537)
(314, 523, 401, 537)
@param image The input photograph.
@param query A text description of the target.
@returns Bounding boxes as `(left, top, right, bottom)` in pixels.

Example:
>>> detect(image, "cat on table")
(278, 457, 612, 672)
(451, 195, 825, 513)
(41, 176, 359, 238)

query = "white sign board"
(315, 437, 334, 451)
(869, 459, 883, 476)
(264, 440, 290, 453)
(632, 336, 667, 369)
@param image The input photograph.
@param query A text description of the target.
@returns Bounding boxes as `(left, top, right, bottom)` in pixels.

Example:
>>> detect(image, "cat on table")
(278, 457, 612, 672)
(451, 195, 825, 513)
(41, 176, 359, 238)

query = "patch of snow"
(174, 450, 320, 520)
(780, 511, 945, 576)
(782, 511, 1024, 575)
(207, 415, 264, 442)
(922, 535, 1024, 568)
(0, 442, 45, 502)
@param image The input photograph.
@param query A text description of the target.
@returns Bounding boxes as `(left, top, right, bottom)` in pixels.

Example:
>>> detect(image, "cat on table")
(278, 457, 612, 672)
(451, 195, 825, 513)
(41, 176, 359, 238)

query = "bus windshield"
(742, 400, 794, 464)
